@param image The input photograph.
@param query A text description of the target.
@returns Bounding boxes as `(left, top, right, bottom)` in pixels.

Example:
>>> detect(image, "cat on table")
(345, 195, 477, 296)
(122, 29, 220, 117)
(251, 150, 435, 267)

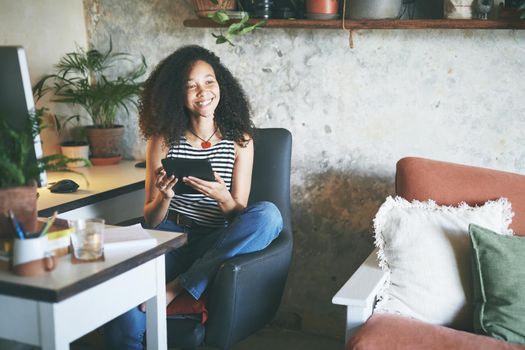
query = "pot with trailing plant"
(192, 0, 236, 17)
(0, 110, 89, 238)
(190, 0, 267, 44)
(33, 41, 147, 165)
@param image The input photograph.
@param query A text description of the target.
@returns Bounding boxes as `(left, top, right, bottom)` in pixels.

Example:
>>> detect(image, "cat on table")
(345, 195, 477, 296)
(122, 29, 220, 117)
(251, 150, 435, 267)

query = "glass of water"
(69, 218, 105, 261)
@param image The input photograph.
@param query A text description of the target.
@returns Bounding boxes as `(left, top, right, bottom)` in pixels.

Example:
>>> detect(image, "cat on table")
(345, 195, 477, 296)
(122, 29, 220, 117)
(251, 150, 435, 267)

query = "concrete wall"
(83, 0, 525, 339)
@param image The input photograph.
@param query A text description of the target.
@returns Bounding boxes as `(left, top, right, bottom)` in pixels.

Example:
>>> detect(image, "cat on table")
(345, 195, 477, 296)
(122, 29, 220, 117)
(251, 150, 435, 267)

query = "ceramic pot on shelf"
(346, 0, 403, 19)
(306, 0, 339, 19)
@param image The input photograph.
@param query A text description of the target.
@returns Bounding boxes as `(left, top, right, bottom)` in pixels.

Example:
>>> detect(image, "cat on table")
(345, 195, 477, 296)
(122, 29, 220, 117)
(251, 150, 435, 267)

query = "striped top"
(166, 136, 235, 227)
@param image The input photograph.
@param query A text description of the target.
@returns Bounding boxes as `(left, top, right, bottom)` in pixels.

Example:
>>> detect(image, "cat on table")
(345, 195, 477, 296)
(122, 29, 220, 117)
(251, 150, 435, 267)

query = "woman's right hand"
(154, 166, 177, 199)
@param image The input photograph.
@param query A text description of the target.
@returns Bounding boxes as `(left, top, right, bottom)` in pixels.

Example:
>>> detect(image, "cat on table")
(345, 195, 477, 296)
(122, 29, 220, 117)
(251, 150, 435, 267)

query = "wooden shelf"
(183, 18, 525, 30)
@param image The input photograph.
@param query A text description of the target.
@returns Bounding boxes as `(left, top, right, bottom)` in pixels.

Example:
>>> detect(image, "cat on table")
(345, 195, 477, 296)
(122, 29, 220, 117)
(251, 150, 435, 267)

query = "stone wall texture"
(84, 0, 525, 339)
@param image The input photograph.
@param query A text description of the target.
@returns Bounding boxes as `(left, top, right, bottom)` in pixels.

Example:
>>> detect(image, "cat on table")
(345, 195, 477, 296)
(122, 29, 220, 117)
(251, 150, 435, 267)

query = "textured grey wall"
(84, 0, 525, 339)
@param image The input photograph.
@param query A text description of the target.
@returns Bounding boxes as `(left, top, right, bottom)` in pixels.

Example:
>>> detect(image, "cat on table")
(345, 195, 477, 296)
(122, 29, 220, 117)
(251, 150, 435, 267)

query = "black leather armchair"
(167, 128, 294, 350)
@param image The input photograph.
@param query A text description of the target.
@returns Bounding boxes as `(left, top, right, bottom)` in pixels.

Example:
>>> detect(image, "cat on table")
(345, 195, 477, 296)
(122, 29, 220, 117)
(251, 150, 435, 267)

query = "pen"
(39, 211, 58, 237)
(8, 210, 26, 240)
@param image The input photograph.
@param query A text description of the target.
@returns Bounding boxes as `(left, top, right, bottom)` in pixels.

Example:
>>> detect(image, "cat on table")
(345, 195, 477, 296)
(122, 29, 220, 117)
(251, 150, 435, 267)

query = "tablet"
(161, 158, 215, 195)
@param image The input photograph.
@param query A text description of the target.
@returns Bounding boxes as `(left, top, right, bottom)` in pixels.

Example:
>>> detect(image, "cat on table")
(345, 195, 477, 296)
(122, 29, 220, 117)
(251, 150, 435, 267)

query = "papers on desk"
(104, 224, 157, 252)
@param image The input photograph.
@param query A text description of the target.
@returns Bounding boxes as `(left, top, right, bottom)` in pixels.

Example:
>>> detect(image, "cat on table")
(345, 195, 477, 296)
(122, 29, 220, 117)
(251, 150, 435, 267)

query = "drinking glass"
(69, 218, 105, 261)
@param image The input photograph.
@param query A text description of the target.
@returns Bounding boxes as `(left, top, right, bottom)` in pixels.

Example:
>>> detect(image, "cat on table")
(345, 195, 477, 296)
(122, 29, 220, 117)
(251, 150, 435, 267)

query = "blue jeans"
(104, 201, 283, 349)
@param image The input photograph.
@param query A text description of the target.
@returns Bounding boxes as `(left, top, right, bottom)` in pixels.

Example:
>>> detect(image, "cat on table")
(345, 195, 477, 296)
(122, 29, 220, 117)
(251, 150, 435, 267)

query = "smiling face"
(184, 60, 220, 119)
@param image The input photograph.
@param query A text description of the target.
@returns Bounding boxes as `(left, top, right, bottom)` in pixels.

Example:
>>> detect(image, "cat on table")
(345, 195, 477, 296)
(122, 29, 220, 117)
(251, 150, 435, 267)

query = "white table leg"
(39, 303, 70, 350)
(146, 254, 167, 350)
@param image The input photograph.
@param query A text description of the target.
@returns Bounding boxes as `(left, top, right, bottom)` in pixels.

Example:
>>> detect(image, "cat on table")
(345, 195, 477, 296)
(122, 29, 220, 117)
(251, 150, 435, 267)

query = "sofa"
(332, 157, 525, 350)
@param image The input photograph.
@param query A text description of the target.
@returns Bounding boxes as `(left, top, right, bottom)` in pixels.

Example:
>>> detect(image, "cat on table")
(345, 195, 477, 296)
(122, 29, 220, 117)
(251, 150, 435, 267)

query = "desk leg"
(38, 303, 70, 350)
(146, 254, 167, 350)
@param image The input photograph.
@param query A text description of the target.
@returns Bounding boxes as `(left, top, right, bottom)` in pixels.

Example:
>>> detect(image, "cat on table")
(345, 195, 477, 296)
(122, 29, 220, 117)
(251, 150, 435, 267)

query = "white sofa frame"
(332, 248, 388, 344)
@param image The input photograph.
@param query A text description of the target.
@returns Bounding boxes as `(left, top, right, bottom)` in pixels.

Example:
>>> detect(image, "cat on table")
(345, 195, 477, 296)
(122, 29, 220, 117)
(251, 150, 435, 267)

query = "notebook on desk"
(104, 224, 157, 251)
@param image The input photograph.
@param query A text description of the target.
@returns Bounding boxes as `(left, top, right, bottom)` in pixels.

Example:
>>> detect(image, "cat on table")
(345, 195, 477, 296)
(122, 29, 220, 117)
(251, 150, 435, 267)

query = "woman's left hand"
(183, 172, 231, 203)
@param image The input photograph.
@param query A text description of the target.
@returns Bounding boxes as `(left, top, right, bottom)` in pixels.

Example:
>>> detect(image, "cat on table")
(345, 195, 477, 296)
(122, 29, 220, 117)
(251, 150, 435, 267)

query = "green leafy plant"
(53, 114, 88, 146)
(207, 0, 267, 45)
(208, 10, 266, 45)
(33, 40, 147, 129)
(0, 109, 90, 189)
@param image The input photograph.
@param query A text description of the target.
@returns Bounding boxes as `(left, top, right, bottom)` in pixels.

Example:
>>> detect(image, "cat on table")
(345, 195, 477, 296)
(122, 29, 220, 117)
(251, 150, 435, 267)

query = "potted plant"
(53, 114, 90, 168)
(193, 0, 236, 17)
(192, 0, 267, 45)
(33, 41, 147, 165)
(0, 110, 89, 238)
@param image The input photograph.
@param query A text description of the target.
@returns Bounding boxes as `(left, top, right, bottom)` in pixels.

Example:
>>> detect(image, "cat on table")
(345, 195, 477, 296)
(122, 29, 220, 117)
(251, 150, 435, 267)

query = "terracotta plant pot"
(0, 185, 38, 239)
(85, 125, 124, 165)
(306, 0, 339, 14)
(192, 0, 236, 18)
(60, 141, 90, 168)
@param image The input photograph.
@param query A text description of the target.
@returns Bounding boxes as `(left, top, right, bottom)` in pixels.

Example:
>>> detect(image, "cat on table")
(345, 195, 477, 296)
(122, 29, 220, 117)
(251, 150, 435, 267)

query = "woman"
(105, 45, 283, 349)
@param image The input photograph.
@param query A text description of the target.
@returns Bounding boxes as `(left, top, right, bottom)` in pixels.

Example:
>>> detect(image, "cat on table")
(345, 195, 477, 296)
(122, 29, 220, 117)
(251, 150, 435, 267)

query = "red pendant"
(201, 141, 212, 149)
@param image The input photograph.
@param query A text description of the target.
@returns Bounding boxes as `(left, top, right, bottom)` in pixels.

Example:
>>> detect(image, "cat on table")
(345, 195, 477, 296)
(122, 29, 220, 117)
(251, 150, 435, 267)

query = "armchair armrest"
(332, 248, 387, 343)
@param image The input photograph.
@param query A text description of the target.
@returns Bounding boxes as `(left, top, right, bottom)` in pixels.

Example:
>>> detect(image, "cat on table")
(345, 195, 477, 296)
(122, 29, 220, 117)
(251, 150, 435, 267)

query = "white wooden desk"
(0, 161, 185, 349)
(0, 229, 187, 350)
(38, 161, 146, 224)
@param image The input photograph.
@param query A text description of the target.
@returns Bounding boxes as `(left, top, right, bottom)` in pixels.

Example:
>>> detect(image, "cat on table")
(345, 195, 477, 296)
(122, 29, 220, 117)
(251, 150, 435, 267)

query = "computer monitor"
(0, 46, 47, 187)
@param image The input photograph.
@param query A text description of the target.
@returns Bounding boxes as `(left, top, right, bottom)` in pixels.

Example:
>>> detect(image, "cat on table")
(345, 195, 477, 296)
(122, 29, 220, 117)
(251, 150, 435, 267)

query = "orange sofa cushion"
(396, 157, 525, 235)
(349, 314, 525, 350)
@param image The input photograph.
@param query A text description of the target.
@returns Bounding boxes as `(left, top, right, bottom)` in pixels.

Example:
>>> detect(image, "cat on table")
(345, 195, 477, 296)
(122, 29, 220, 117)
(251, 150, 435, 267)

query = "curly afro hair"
(139, 45, 253, 146)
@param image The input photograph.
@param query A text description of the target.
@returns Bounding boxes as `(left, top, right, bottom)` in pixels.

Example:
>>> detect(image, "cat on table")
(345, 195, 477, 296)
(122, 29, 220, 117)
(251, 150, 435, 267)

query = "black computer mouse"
(135, 160, 146, 168)
(49, 179, 79, 193)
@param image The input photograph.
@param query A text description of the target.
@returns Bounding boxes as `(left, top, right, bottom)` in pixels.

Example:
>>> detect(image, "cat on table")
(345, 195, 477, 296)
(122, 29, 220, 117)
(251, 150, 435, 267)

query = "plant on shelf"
(0, 109, 90, 236)
(196, 0, 308, 44)
(193, 0, 266, 45)
(208, 10, 267, 45)
(33, 40, 147, 164)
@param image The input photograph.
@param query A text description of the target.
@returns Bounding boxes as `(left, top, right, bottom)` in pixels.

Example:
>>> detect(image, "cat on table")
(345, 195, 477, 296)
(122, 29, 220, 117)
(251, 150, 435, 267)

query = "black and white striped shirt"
(166, 136, 235, 227)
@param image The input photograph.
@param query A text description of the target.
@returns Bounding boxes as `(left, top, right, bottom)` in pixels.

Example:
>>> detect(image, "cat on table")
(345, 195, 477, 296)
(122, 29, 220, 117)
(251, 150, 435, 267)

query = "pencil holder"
(12, 236, 56, 276)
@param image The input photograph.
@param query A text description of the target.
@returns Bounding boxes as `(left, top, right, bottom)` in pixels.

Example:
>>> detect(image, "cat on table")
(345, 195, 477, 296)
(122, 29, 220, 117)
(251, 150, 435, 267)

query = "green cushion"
(469, 224, 525, 344)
